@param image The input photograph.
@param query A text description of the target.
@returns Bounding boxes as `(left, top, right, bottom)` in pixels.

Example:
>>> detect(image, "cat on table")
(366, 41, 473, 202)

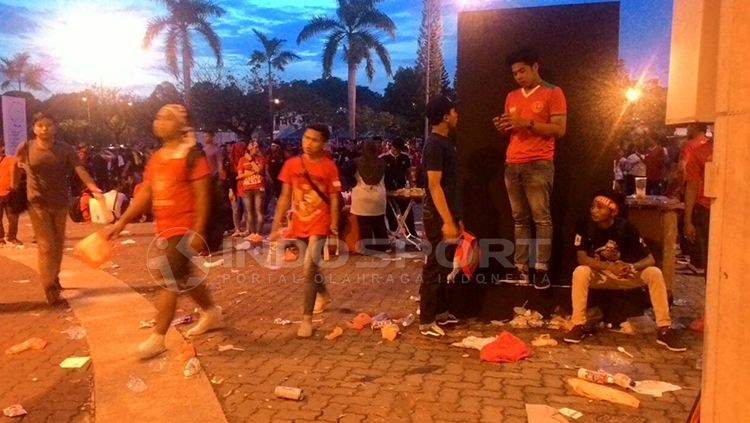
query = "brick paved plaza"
(1, 218, 704, 422)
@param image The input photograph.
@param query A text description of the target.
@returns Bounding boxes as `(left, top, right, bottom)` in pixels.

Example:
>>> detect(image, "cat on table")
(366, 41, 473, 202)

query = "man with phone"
(493, 47, 567, 289)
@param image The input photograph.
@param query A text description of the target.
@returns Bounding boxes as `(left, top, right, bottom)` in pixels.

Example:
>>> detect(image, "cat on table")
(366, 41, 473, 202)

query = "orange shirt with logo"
(685, 141, 713, 210)
(278, 156, 342, 238)
(144, 149, 210, 236)
(504, 82, 567, 164)
(236, 155, 265, 194)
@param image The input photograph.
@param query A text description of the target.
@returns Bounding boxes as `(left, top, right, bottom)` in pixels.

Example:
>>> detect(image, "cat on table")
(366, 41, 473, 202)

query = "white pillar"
(702, 0, 750, 420)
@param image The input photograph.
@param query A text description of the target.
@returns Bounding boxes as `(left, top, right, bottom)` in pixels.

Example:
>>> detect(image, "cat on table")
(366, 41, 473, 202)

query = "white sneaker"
(186, 306, 223, 337)
(313, 293, 329, 314)
(136, 334, 166, 359)
(419, 322, 445, 337)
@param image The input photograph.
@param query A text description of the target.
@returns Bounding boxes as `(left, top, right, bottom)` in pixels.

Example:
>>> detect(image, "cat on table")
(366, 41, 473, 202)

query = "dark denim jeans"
(504, 160, 554, 271)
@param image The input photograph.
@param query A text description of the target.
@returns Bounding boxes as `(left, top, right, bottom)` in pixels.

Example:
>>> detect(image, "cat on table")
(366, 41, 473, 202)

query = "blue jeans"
(504, 160, 554, 271)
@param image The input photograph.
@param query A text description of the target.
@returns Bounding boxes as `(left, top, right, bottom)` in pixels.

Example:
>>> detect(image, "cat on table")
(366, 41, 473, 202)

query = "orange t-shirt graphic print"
(504, 82, 566, 164)
(144, 150, 210, 236)
(278, 156, 342, 238)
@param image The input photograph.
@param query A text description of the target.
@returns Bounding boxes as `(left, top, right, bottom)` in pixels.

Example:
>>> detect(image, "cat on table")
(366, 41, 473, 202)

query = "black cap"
(425, 96, 458, 125)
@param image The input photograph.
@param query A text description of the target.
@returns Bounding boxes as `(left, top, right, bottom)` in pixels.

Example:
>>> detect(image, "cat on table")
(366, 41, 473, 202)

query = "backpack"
(186, 146, 228, 253)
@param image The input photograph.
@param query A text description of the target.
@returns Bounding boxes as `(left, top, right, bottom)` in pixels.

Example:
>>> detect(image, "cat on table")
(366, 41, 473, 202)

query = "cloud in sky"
(0, 0, 672, 97)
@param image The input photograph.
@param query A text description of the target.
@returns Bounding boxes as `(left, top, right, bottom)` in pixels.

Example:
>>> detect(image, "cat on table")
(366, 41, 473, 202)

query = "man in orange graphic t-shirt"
(270, 123, 341, 339)
(493, 47, 567, 289)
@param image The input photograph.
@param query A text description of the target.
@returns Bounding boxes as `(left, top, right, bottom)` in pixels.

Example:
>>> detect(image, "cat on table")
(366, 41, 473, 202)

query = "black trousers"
(690, 206, 711, 269)
(356, 214, 389, 252)
(419, 207, 457, 324)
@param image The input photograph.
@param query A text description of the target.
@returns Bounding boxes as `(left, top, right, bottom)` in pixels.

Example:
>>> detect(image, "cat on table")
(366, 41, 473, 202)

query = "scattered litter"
(203, 258, 224, 268)
(61, 326, 87, 340)
(139, 319, 156, 329)
(394, 313, 415, 327)
(292, 318, 323, 324)
(148, 357, 168, 373)
(120, 230, 133, 236)
(274, 386, 304, 401)
(567, 378, 640, 408)
(218, 344, 244, 352)
(613, 321, 636, 335)
(451, 336, 496, 351)
(210, 376, 225, 385)
(11, 279, 31, 284)
(65, 247, 74, 252)
(120, 239, 136, 245)
(3, 404, 27, 418)
(222, 388, 236, 398)
(273, 318, 292, 326)
(490, 320, 507, 326)
(558, 407, 583, 420)
(183, 357, 202, 378)
(509, 305, 544, 328)
(231, 269, 240, 274)
(98, 261, 120, 270)
(480, 332, 531, 363)
(324, 327, 343, 341)
(234, 241, 252, 251)
(126, 375, 147, 392)
(381, 323, 400, 341)
(348, 313, 372, 330)
(461, 354, 470, 358)
(617, 346, 635, 358)
(408, 295, 420, 302)
(171, 314, 193, 326)
(546, 314, 574, 331)
(673, 298, 688, 306)
(175, 343, 196, 362)
(5, 338, 47, 354)
(577, 368, 634, 389)
(600, 351, 634, 367)
(531, 334, 558, 347)
(237, 291, 248, 296)
(60, 356, 90, 369)
(627, 315, 657, 334)
(632, 380, 682, 397)
(370, 312, 392, 330)
(525, 404, 569, 423)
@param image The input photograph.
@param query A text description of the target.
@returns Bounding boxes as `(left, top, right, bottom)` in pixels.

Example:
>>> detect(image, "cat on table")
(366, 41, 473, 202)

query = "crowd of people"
(0, 47, 705, 358)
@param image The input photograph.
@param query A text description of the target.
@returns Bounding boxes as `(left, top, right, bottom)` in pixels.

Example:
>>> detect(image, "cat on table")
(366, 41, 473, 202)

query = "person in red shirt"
(0, 139, 21, 246)
(493, 47, 567, 289)
(684, 133, 713, 271)
(105, 104, 222, 359)
(236, 141, 266, 238)
(269, 123, 341, 338)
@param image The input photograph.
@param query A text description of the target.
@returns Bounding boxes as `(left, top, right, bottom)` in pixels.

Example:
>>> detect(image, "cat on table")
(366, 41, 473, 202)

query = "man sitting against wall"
(563, 189, 686, 352)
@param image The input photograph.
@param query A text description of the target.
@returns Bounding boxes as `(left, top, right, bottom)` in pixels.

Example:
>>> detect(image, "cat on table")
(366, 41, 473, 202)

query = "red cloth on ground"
(480, 331, 531, 363)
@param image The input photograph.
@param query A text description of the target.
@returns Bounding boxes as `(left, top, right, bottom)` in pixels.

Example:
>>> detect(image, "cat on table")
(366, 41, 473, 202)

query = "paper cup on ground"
(74, 231, 114, 268)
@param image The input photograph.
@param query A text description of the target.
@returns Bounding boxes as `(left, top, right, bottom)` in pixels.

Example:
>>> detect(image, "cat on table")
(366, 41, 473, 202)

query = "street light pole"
(82, 97, 91, 123)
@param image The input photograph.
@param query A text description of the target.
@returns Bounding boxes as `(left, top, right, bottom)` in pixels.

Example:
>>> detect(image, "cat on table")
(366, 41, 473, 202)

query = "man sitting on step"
(563, 189, 686, 352)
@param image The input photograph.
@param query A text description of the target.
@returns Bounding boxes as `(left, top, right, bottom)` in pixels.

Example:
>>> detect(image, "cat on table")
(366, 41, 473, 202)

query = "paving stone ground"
(3, 217, 704, 422)
(0, 246, 94, 423)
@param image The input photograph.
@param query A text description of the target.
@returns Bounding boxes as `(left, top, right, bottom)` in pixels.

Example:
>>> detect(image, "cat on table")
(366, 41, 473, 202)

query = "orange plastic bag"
(74, 231, 113, 268)
(348, 313, 372, 330)
(5, 337, 48, 354)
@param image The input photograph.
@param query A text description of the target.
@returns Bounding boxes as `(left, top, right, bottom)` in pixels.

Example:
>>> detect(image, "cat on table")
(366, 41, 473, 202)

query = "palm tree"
(143, 0, 225, 107)
(249, 29, 300, 137)
(297, 0, 396, 138)
(0, 52, 48, 92)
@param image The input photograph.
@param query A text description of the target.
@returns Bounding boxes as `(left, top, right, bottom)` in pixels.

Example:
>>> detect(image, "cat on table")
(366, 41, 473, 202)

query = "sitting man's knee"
(572, 265, 593, 281)
(641, 266, 663, 280)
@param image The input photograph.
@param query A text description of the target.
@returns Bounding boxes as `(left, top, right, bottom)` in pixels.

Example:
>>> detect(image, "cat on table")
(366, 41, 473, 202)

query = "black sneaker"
(563, 325, 589, 344)
(657, 327, 687, 352)
(7, 238, 23, 247)
(533, 269, 551, 290)
(436, 312, 459, 326)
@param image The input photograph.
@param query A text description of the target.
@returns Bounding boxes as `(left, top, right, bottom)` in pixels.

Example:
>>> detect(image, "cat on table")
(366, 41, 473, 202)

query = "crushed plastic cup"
(4, 338, 47, 355)
(126, 375, 147, 393)
(61, 326, 87, 340)
(171, 314, 193, 326)
(74, 231, 114, 269)
(183, 357, 202, 378)
(3, 404, 27, 417)
(324, 326, 343, 341)
(399, 313, 415, 327)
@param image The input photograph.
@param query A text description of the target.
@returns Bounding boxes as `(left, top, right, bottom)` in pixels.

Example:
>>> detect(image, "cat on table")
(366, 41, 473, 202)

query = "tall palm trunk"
(182, 34, 192, 108)
(347, 61, 357, 139)
(268, 62, 274, 140)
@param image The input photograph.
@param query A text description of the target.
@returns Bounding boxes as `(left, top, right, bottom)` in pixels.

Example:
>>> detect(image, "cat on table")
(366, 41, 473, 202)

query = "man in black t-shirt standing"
(563, 189, 686, 352)
(419, 96, 462, 338)
(380, 138, 416, 235)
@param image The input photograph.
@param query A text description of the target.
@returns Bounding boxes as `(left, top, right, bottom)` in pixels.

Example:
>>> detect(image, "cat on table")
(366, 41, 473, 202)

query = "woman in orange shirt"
(236, 141, 265, 239)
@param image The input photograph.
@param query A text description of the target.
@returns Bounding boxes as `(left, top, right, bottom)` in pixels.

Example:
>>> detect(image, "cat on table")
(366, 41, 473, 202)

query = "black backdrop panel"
(454, 2, 621, 318)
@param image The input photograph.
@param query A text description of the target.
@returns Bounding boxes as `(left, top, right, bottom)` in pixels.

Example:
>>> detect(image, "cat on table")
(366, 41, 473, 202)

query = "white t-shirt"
(350, 173, 386, 216)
